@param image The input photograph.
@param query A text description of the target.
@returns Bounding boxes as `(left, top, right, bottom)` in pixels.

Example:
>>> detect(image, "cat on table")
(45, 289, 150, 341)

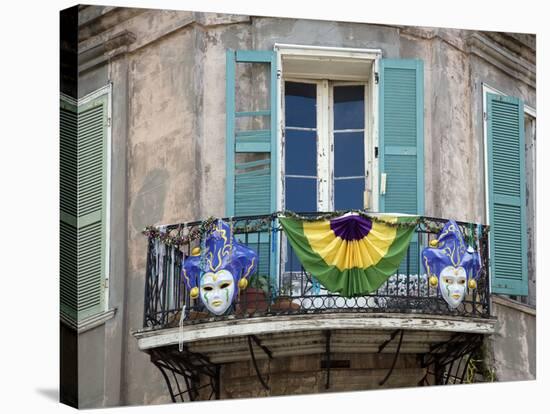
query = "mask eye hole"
(458, 279, 466, 285)
(203, 286, 213, 291)
(444, 278, 453, 284)
(220, 282, 231, 289)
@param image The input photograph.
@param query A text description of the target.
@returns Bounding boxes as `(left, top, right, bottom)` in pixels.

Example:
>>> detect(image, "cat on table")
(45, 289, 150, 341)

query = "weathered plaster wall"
(103, 53, 130, 407)
(422, 33, 476, 222)
(490, 300, 536, 380)
(124, 26, 202, 406)
(76, 7, 536, 407)
(252, 18, 401, 55)
(196, 19, 251, 217)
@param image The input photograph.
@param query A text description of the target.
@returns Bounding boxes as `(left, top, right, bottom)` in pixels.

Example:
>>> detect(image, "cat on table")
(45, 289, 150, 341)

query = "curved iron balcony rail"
(142, 213, 491, 329)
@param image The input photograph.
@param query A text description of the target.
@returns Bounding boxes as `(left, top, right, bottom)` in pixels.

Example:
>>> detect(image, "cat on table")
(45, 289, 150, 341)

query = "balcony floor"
(134, 313, 496, 362)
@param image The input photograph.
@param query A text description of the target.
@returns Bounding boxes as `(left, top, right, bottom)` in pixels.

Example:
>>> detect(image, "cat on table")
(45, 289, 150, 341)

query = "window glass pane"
(286, 241, 303, 273)
(285, 82, 316, 128)
(285, 129, 317, 176)
(334, 132, 364, 177)
(334, 178, 364, 211)
(334, 85, 365, 130)
(285, 177, 317, 212)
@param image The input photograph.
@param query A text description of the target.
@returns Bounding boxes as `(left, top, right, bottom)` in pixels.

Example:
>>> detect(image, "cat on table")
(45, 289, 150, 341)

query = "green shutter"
(60, 93, 108, 323)
(235, 158, 271, 216)
(226, 50, 278, 216)
(379, 59, 424, 274)
(487, 93, 527, 295)
(60, 97, 78, 319)
(226, 50, 278, 278)
(379, 59, 424, 215)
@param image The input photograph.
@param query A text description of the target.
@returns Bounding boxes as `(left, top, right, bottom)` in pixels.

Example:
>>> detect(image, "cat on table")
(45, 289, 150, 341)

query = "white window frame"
(281, 77, 325, 210)
(274, 44, 382, 213)
(329, 80, 370, 211)
(481, 82, 535, 295)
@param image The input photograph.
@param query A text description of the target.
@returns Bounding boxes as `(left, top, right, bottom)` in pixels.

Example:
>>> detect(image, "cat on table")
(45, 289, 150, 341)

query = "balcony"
(133, 213, 496, 401)
(140, 213, 491, 327)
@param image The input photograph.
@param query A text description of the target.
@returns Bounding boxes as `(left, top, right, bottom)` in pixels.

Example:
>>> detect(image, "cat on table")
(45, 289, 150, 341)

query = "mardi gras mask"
(439, 265, 467, 308)
(183, 219, 258, 315)
(421, 220, 481, 309)
(199, 270, 235, 314)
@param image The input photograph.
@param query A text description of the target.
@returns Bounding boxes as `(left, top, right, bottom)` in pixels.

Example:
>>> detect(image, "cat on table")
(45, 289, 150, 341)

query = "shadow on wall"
(132, 168, 169, 232)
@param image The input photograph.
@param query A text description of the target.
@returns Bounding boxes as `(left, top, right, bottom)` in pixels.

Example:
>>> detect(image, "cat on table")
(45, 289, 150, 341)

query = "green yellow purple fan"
(279, 212, 418, 297)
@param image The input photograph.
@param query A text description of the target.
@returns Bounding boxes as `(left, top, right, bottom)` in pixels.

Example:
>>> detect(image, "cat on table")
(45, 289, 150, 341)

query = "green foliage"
(465, 342, 497, 383)
(249, 274, 270, 293)
(279, 278, 294, 296)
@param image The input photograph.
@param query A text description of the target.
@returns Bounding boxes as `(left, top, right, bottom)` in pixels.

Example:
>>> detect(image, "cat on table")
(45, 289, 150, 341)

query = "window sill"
(60, 308, 117, 334)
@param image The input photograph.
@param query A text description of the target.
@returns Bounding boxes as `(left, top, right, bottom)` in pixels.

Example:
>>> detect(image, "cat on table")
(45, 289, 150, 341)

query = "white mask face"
(200, 270, 235, 315)
(439, 266, 467, 309)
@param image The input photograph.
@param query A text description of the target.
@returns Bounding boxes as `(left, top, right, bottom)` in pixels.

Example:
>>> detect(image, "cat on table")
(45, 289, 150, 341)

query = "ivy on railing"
(142, 216, 218, 247)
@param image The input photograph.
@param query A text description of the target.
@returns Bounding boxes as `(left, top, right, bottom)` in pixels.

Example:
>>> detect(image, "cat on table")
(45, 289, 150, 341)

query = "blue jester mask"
(421, 220, 481, 309)
(182, 219, 258, 315)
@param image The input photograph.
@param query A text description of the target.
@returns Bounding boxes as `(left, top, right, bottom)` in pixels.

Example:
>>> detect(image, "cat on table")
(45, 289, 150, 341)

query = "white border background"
(0, 0, 545, 412)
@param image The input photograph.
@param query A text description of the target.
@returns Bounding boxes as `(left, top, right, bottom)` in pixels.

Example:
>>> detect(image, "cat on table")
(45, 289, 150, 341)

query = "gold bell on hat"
(429, 276, 439, 287)
(189, 287, 199, 299)
(429, 239, 439, 248)
(468, 279, 477, 290)
(190, 287, 199, 299)
(191, 247, 201, 256)
(238, 277, 248, 290)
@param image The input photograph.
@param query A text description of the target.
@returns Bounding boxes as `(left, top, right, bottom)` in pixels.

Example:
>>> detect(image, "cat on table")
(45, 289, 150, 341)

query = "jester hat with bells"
(421, 220, 481, 309)
(182, 219, 258, 315)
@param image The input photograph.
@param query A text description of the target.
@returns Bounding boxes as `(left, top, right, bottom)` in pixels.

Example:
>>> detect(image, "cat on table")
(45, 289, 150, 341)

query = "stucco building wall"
(490, 299, 536, 380)
(69, 7, 536, 407)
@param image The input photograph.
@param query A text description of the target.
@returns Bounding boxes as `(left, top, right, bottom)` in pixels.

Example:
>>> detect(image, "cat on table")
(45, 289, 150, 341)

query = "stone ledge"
(467, 32, 536, 88)
(78, 9, 195, 73)
(133, 312, 496, 351)
(492, 295, 536, 316)
(61, 308, 117, 334)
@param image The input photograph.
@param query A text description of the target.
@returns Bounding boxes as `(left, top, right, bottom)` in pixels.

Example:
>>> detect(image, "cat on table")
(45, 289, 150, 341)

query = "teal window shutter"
(379, 59, 424, 273)
(60, 93, 108, 324)
(226, 49, 278, 216)
(226, 50, 278, 277)
(487, 93, 528, 295)
(379, 59, 424, 215)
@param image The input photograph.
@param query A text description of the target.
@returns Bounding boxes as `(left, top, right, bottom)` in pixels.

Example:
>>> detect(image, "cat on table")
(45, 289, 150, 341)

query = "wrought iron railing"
(142, 213, 490, 329)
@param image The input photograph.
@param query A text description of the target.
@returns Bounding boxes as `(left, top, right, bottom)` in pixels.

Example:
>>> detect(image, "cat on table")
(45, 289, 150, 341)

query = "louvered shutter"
(379, 59, 424, 274)
(60, 93, 108, 323)
(487, 93, 527, 295)
(60, 97, 78, 321)
(226, 50, 278, 277)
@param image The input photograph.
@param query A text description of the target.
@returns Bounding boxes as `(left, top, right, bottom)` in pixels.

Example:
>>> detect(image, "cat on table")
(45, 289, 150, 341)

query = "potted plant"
(271, 278, 301, 311)
(236, 274, 269, 314)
